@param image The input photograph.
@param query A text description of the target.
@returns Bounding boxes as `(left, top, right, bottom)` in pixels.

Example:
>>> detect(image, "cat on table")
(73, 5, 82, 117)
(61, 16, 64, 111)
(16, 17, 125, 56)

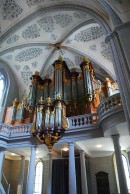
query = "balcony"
(0, 93, 125, 145)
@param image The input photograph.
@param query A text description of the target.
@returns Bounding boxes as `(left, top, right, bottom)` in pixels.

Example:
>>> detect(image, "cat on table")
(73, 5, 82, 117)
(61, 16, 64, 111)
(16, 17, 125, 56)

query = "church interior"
(0, 0, 130, 194)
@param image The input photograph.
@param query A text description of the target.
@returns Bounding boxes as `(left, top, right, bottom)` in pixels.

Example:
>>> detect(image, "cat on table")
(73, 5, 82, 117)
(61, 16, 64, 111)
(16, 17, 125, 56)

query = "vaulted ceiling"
(1, 0, 130, 97)
(0, 0, 130, 157)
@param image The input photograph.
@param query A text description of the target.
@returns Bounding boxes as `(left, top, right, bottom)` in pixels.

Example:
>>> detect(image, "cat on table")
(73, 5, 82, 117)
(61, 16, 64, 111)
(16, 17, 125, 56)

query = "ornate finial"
(44, 74, 50, 79)
(56, 93, 61, 100)
(46, 97, 52, 104)
(58, 55, 62, 61)
(83, 57, 90, 63)
(12, 98, 19, 108)
(34, 71, 39, 76)
(39, 96, 44, 104)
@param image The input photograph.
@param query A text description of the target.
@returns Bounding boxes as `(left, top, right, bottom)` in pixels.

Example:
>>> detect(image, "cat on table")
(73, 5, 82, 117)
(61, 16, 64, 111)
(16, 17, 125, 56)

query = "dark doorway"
(95, 171, 110, 194)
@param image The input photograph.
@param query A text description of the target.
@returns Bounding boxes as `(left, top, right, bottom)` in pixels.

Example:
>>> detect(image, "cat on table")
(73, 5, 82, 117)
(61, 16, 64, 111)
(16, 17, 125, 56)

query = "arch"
(0, 5, 112, 45)
(0, 60, 19, 122)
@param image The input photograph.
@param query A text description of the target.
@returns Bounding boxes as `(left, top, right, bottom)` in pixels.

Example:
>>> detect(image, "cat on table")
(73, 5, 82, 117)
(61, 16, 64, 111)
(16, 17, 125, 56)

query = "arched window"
(34, 161, 43, 194)
(0, 71, 5, 108)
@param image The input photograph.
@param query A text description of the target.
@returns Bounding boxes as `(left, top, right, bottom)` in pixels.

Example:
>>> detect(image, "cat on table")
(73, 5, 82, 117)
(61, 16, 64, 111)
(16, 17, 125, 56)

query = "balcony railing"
(0, 93, 123, 140)
(68, 113, 98, 129)
(97, 93, 122, 117)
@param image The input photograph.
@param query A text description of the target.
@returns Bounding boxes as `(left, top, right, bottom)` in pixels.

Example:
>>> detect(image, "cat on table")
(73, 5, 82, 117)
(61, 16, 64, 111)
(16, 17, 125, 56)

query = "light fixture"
(96, 144, 103, 148)
(62, 147, 69, 152)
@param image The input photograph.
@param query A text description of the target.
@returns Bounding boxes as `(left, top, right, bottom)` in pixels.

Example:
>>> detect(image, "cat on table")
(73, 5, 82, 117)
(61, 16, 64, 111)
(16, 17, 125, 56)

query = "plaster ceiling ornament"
(26, 0, 45, 7)
(21, 66, 33, 86)
(22, 24, 40, 39)
(75, 56, 83, 66)
(54, 14, 73, 28)
(14, 65, 21, 71)
(6, 34, 19, 44)
(74, 26, 103, 42)
(31, 62, 37, 68)
(89, 44, 97, 51)
(37, 16, 55, 33)
(2, 0, 23, 20)
(50, 34, 57, 41)
(15, 48, 42, 62)
(64, 39, 72, 44)
(101, 42, 112, 62)
(46, 66, 54, 76)
(64, 57, 75, 68)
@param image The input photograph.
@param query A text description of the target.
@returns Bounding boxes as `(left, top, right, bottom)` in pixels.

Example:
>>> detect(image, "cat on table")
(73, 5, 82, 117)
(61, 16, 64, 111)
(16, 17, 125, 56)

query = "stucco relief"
(22, 24, 40, 39)
(15, 48, 42, 62)
(74, 26, 103, 42)
(2, 0, 23, 20)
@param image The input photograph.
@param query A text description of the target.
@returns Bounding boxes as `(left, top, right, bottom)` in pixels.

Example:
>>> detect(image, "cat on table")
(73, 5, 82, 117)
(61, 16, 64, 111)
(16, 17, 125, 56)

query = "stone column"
(0, 150, 4, 182)
(106, 23, 130, 131)
(47, 152, 52, 194)
(68, 142, 77, 194)
(26, 146, 36, 194)
(79, 150, 88, 194)
(112, 135, 128, 194)
(127, 151, 130, 166)
(17, 156, 25, 194)
(85, 158, 92, 194)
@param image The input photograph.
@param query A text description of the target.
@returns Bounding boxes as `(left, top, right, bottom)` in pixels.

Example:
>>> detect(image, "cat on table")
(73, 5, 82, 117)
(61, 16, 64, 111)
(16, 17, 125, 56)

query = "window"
(0, 71, 5, 107)
(34, 161, 43, 194)
(122, 155, 130, 193)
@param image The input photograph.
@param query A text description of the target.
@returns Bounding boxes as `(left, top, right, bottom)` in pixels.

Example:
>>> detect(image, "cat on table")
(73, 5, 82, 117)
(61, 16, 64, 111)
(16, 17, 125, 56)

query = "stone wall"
(90, 155, 118, 194)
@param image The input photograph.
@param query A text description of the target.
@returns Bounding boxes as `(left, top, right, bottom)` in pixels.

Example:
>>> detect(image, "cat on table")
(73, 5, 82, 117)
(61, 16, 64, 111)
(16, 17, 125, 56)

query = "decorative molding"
(54, 14, 73, 28)
(37, 16, 55, 33)
(26, 0, 45, 7)
(101, 42, 112, 62)
(15, 48, 42, 62)
(6, 34, 19, 44)
(21, 66, 33, 86)
(2, 0, 23, 20)
(22, 24, 40, 39)
(74, 26, 103, 42)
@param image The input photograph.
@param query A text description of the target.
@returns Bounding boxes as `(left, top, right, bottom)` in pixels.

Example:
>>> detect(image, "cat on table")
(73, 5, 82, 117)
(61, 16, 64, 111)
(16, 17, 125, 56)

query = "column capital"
(79, 150, 85, 155)
(111, 134, 120, 141)
(30, 146, 36, 150)
(106, 21, 130, 43)
(68, 142, 74, 146)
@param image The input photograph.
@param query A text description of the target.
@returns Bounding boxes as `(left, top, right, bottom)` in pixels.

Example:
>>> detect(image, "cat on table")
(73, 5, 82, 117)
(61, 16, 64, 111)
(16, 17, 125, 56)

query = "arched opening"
(34, 161, 43, 194)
